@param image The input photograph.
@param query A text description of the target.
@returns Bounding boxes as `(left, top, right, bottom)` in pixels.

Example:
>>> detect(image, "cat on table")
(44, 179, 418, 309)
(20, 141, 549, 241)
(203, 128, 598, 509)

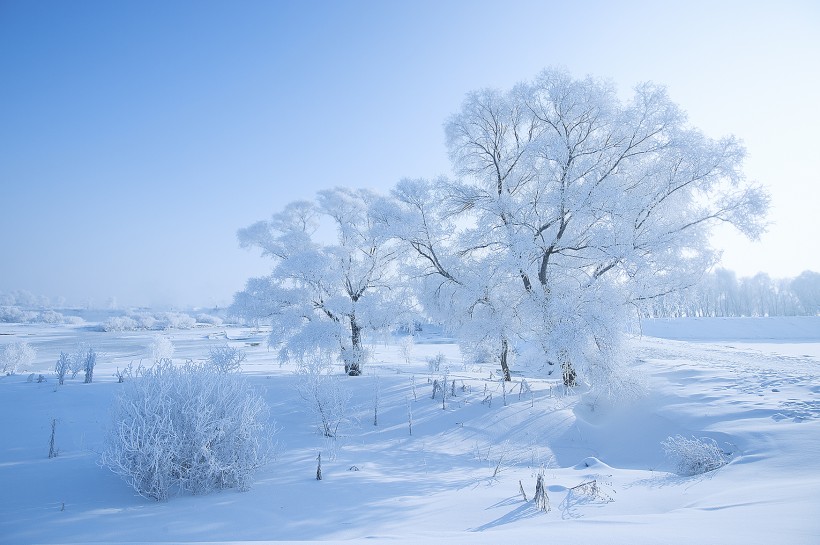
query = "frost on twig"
(662, 435, 729, 476)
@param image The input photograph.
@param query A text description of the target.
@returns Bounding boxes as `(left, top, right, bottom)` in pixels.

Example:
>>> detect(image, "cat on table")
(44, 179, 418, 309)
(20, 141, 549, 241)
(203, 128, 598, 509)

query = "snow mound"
(573, 456, 611, 470)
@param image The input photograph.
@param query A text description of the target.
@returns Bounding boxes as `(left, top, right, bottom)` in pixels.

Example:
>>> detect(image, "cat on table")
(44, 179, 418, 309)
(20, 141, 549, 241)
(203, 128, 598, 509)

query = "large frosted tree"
(231, 187, 402, 375)
(384, 68, 768, 384)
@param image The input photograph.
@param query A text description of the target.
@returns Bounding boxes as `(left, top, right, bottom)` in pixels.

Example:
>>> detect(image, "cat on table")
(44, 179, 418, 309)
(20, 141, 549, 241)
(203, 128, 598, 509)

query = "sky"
(1, 0, 818, 309)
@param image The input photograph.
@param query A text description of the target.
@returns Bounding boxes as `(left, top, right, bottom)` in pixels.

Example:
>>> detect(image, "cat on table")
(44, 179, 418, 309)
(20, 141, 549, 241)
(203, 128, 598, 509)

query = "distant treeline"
(641, 270, 820, 318)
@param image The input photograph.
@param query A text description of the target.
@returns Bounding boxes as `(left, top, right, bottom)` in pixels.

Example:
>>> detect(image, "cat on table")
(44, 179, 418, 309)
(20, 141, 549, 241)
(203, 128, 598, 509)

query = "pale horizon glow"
(1, 0, 818, 308)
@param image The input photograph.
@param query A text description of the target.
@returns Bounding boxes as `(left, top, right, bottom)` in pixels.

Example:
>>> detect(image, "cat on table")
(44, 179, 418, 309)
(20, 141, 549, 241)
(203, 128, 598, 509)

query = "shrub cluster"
(101, 360, 273, 500)
(662, 435, 729, 476)
(102, 312, 197, 332)
(0, 306, 83, 325)
(1, 340, 36, 375)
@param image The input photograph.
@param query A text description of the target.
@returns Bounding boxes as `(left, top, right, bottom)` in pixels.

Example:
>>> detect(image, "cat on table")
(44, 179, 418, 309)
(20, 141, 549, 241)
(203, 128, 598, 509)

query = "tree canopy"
(235, 68, 769, 384)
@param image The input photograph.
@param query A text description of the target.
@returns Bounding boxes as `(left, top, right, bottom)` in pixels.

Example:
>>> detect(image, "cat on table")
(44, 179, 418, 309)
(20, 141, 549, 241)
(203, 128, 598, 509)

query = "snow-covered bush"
(0, 306, 37, 323)
(296, 353, 353, 438)
(1, 340, 36, 375)
(208, 345, 245, 373)
(55, 352, 70, 385)
(102, 316, 139, 332)
(154, 312, 196, 330)
(139, 315, 158, 330)
(196, 313, 223, 326)
(37, 310, 64, 324)
(150, 335, 174, 362)
(101, 312, 197, 332)
(662, 435, 729, 476)
(102, 360, 273, 500)
(82, 347, 97, 383)
(427, 353, 446, 373)
(68, 343, 91, 378)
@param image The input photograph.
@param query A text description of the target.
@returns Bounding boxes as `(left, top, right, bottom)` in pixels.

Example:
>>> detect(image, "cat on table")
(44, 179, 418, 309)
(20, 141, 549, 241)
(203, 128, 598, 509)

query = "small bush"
(38, 310, 65, 324)
(427, 353, 446, 373)
(1, 340, 36, 375)
(68, 343, 92, 378)
(55, 352, 70, 385)
(82, 347, 97, 383)
(102, 316, 139, 332)
(154, 312, 196, 330)
(197, 313, 224, 326)
(150, 335, 174, 362)
(0, 306, 40, 323)
(101, 360, 273, 500)
(208, 345, 246, 373)
(662, 435, 729, 476)
(101, 312, 197, 332)
(296, 353, 352, 438)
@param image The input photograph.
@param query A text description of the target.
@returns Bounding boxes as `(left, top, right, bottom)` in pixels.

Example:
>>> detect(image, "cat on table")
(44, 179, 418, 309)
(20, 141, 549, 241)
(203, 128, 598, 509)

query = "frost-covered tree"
(376, 178, 522, 380)
(384, 68, 768, 384)
(232, 188, 404, 375)
(791, 270, 820, 316)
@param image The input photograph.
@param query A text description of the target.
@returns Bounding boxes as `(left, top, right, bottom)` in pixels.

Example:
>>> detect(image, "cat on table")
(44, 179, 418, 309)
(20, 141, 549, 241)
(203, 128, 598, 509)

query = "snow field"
(0, 318, 819, 544)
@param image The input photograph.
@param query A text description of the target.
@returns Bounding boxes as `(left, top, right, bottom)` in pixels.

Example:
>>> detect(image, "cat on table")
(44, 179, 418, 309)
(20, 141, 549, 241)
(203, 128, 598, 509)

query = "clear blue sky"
(1, 0, 818, 308)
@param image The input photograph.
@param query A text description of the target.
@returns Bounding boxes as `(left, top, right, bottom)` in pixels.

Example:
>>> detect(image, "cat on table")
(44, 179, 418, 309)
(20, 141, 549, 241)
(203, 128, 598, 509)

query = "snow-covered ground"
(1, 317, 818, 544)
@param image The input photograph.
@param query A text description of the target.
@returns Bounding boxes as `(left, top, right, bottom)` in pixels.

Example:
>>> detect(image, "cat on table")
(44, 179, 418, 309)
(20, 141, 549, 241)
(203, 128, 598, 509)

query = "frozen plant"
(233, 188, 410, 377)
(48, 419, 58, 458)
(533, 471, 550, 512)
(55, 352, 70, 385)
(1, 340, 36, 375)
(398, 335, 414, 364)
(662, 435, 729, 476)
(68, 343, 90, 378)
(113, 361, 137, 383)
(101, 359, 273, 501)
(150, 335, 174, 362)
(208, 345, 246, 373)
(82, 347, 97, 383)
(427, 353, 446, 373)
(101, 315, 139, 332)
(196, 313, 223, 326)
(296, 352, 353, 438)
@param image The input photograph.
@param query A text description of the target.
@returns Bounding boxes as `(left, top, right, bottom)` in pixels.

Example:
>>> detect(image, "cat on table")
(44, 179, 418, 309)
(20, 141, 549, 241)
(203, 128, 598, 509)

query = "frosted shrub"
(102, 316, 139, 332)
(150, 335, 174, 362)
(208, 345, 246, 373)
(102, 312, 197, 332)
(427, 353, 446, 373)
(398, 335, 414, 364)
(1, 340, 36, 375)
(296, 353, 352, 438)
(55, 352, 70, 385)
(69, 343, 92, 378)
(102, 360, 273, 500)
(0, 306, 37, 323)
(662, 435, 729, 476)
(82, 347, 97, 383)
(197, 313, 223, 326)
(138, 315, 158, 330)
(38, 310, 65, 324)
(155, 312, 196, 330)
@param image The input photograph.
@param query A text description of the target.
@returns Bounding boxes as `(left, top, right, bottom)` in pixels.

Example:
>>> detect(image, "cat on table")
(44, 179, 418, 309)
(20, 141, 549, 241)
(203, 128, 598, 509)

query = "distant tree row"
(640, 269, 820, 317)
(0, 290, 65, 309)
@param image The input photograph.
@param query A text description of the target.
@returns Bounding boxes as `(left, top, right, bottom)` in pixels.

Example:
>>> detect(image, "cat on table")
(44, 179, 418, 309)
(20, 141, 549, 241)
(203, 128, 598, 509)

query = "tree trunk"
(345, 314, 363, 376)
(500, 338, 511, 382)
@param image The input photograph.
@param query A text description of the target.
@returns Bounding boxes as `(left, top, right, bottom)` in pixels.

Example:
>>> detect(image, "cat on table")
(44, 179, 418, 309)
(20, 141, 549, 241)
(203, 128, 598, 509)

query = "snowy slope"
(1, 319, 818, 544)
